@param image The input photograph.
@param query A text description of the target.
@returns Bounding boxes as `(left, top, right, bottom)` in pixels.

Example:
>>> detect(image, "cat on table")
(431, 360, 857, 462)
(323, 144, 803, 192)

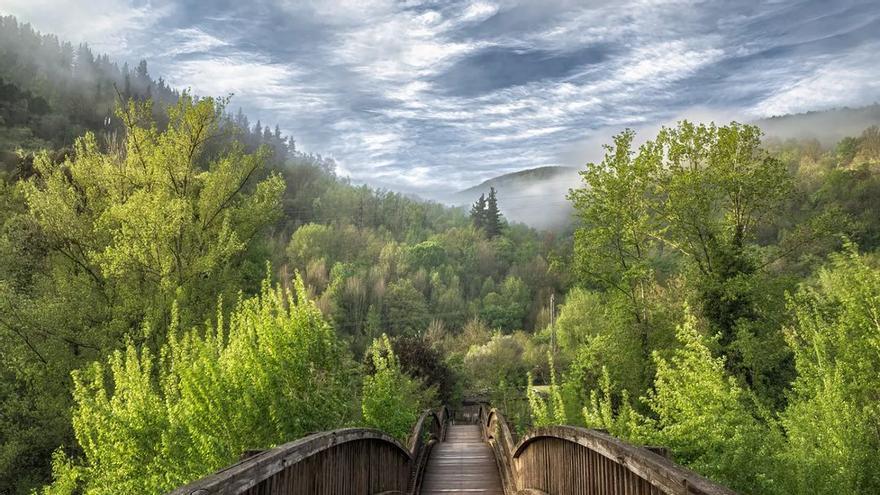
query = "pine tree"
(469, 193, 487, 229)
(122, 62, 131, 99)
(485, 187, 504, 237)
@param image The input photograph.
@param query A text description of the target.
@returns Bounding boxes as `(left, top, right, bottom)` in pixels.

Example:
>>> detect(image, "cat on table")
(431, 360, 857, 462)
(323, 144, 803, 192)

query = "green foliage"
(526, 353, 567, 426)
(384, 279, 430, 336)
(362, 334, 434, 442)
(780, 248, 880, 494)
(391, 335, 459, 404)
(469, 193, 487, 230)
(23, 95, 284, 337)
(463, 332, 528, 391)
(480, 275, 529, 332)
(582, 367, 643, 441)
(41, 274, 354, 494)
(568, 128, 657, 311)
(485, 187, 504, 238)
(469, 187, 504, 237)
(0, 93, 284, 493)
(642, 309, 781, 494)
(407, 240, 446, 269)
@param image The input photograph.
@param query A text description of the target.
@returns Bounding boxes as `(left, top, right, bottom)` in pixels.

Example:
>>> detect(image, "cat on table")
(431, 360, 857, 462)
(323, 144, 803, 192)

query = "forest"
(1, 14, 880, 495)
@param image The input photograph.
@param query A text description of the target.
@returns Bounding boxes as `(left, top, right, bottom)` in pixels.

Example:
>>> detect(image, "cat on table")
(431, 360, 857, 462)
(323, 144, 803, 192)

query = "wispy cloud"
(4, 0, 880, 196)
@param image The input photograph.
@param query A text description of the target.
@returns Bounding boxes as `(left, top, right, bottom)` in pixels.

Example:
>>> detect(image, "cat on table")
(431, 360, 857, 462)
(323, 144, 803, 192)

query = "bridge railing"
(167, 406, 450, 495)
(407, 405, 450, 493)
(478, 405, 738, 495)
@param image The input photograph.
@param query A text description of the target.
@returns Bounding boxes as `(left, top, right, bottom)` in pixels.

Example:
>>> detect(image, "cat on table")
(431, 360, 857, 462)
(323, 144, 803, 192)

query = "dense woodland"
(1, 15, 880, 495)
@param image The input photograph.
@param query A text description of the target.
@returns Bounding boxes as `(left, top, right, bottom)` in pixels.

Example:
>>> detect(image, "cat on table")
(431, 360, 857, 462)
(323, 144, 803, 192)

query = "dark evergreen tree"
(470, 193, 487, 229)
(122, 61, 131, 98)
(485, 187, 504, 237)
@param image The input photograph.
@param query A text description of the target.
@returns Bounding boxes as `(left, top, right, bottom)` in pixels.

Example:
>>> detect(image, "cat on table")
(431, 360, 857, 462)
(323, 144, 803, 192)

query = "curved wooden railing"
(407, 405, 450, 494)
(167, 406, 450, 495)
(478, 405, 738, 495)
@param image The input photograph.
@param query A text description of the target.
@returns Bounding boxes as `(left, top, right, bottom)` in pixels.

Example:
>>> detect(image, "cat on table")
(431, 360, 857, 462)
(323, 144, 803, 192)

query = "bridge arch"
(481, 406, 737, 495)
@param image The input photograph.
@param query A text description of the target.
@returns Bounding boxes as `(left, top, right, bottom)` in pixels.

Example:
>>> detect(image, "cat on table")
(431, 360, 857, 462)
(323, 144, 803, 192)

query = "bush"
(41, 275, 355, 494)
(362, 334, 435, 441)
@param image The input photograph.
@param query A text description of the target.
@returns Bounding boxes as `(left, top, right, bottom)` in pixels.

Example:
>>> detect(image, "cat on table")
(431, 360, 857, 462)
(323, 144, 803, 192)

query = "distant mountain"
(754, 104, 880, 146)
(446, 166, 580, 231)
(444, 105, 880, 232)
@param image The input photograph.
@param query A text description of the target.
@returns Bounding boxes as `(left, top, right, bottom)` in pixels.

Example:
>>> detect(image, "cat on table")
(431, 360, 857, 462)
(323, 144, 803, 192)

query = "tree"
(780, 248, 880, 494)
(479, 275, 529, 332)
(469, 193, 487, 230)
(362, 334, 434, 441)
(569, 122, 797, 392)
(484, 187, 503, 237)
(527, 353, 567, 426)
(558, 288, 649, 398)
(655, 122, 792, 358)
(392, 335, 458, 404)
(568, 129, 659, 360)
(463, 332, 528, 391)
(40, 275, 355, 494)
(22, 94, 285, 344)
(383, 279, 430, 336)
(642, 309, 781, 494)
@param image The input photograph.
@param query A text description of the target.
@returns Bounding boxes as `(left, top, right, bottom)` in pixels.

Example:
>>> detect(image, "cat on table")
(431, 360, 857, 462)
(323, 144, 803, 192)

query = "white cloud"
(165, 55, 295, 98)
(6, 0, 879, 195)
(616, 41, 724, 85)
(164, 28, 228, 56)
(460, 1, 499, 22)
(0, 0, 172, 57)
(750, 44, 880, 117)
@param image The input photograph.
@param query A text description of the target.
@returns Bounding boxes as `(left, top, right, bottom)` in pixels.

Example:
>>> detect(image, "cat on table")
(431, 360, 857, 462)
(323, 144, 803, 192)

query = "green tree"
(463, 332, 528, 392)
(780, 248, 880, 494)
(22, 94, 284, 343)
(479, 275, 529, 332)
(568, 129, 659, 359)
(41, 275, 355, 494)
(526, 353, 567, 426)
(643, 309, 781, 494)
(559, 288, 649, 400)
(484, 187, 504, 238)
(1, 94, 284, 493)
(383, 279, 429, 336)
(469, 193, 487, 230)
(362, 334, 434, 441)
(655, 122, 792, 362)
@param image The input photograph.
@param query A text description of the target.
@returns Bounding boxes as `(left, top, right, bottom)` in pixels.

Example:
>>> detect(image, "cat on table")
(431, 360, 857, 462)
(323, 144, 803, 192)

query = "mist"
(441, 104, 880, 232)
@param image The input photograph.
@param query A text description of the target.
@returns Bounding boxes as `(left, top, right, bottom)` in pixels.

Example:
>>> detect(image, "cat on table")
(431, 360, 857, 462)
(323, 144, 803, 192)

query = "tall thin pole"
(550, 292, 556, 356)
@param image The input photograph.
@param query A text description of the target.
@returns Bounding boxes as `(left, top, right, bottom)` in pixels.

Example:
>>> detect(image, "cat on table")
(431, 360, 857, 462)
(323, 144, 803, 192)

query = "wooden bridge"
(168, 405, 737, 495)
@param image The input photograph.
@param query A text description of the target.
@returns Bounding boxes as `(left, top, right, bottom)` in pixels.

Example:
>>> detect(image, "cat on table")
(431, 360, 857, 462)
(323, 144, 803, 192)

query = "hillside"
(446, 166, 580, 231)
(755, 104, 880, 145)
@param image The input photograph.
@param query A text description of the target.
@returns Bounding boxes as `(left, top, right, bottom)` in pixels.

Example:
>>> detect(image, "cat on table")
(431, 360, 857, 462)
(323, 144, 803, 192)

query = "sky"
(3, 0, 880, 196)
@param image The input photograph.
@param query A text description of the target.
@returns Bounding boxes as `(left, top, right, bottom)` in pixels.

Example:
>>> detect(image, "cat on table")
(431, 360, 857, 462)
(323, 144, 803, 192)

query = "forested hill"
(755, 103, 880, 146)
(447, 166, 579, 231)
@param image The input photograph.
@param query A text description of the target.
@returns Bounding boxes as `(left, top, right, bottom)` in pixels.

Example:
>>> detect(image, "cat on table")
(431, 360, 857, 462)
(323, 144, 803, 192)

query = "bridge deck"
(421, 424, 504, 495)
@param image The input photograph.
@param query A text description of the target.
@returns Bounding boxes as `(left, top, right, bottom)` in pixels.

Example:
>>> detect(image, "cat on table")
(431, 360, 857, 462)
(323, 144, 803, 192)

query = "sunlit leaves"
(43, 275, 355, 494)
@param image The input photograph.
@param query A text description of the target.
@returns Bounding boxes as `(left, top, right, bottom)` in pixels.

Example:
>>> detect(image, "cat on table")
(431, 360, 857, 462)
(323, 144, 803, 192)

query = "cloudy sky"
(3, 0, 880, 195)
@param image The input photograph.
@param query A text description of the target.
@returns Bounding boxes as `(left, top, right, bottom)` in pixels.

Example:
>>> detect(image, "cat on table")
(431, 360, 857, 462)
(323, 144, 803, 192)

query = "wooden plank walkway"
(421, 424, 504, 495)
